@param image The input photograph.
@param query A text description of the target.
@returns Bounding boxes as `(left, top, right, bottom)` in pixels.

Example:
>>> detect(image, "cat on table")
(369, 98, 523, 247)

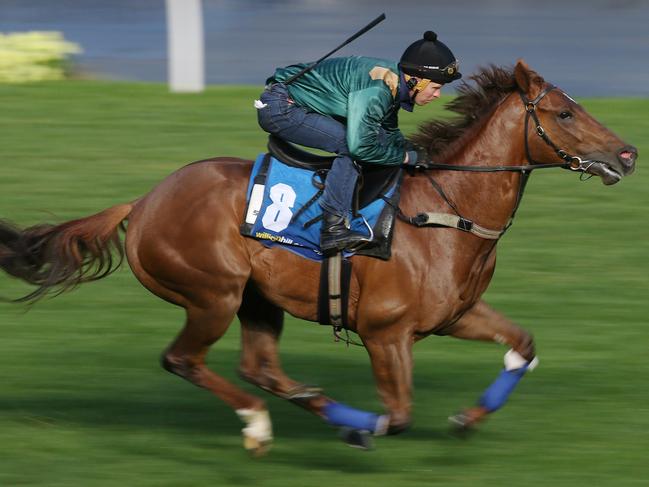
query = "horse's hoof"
(448, 412, 475, 437)
(243, 434, 272, 457)
(237, 408, 273, 457)
(339, 427, 374, 450)
(448, 407, 487, 437)
(386, 419, 410, 436)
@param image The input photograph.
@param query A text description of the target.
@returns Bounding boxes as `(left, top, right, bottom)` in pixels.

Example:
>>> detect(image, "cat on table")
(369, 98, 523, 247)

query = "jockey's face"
(413, 81, 443, 105)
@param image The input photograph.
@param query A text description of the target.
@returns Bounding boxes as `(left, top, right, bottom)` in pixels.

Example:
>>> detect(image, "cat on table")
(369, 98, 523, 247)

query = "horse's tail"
(0, 202, 134, 302)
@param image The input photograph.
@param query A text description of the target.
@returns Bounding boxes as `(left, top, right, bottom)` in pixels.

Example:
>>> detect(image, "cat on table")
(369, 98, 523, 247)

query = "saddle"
(267, 135, 401, 211)
(240, 136, 404, 261)
(267, 135, 334, 171)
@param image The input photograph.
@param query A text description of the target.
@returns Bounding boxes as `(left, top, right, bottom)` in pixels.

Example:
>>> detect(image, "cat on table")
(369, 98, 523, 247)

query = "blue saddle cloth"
(240, 153, 402, 261)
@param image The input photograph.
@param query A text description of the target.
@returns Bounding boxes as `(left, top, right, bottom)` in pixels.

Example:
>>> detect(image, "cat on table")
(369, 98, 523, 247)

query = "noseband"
(519, 85, 599, 174)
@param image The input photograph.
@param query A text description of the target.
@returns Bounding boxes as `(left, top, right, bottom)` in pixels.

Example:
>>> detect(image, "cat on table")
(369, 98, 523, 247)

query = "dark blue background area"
(1, 0, 647, 96)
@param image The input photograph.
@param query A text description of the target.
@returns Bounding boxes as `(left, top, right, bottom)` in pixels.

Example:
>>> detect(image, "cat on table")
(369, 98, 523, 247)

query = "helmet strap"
(413, 78, 432, 93)
(405, 74, 418, 90)
(405, 75, 431, 103)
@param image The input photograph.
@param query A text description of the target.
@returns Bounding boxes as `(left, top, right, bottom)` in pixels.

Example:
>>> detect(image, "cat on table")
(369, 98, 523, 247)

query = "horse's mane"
(410, 65, 519, 160)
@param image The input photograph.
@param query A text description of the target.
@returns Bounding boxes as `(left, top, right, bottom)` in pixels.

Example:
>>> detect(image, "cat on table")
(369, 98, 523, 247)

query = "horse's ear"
(514, 59, 545, 98)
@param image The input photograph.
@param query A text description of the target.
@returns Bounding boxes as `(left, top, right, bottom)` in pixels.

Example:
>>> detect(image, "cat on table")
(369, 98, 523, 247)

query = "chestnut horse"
(0, 61, 637, 453)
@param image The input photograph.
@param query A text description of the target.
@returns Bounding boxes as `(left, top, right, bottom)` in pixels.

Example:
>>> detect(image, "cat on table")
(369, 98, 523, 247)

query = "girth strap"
(327, 254, 343, 328)
(318, 254, 352, 331)
(409, 212, 503, 240)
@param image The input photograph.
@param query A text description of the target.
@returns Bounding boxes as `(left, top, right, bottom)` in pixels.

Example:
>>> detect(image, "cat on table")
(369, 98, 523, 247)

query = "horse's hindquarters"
(125, 158, 254, 308)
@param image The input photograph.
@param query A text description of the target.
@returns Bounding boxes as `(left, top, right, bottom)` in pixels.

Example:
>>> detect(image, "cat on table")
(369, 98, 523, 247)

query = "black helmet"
(399, 31, 461, 84)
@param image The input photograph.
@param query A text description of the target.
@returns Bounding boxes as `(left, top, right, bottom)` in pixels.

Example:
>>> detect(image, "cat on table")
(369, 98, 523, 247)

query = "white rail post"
(165, 0, 205, 92)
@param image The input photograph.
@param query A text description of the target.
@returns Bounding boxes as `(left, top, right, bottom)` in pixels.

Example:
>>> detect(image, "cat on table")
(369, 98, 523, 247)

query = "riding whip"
(284, 13, 386, 85)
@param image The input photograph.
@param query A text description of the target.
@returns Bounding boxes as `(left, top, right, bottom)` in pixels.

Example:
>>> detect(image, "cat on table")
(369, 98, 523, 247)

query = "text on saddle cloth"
(240, 153, 402, 261)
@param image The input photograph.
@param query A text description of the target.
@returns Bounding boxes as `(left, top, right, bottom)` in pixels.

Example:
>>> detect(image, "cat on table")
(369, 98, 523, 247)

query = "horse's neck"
(414, 95, 527, 230)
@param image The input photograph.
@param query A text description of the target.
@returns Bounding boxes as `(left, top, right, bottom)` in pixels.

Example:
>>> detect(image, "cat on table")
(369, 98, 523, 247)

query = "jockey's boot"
(320, 212, 370, 252)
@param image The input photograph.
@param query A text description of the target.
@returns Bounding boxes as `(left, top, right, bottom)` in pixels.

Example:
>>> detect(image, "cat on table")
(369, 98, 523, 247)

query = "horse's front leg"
(443, 299, 538, 431)
(362, 330, 414, 435)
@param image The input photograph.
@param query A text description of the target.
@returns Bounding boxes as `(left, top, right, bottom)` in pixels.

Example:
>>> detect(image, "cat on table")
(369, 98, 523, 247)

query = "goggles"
(418, 59, 460, 78)
(401, 58, 461, 83)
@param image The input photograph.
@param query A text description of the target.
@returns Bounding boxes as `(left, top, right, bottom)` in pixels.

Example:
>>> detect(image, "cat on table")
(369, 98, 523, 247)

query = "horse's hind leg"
(441, 299, 538, 431)
(161, 303, 272, 454)
(237, 282, 322, 400)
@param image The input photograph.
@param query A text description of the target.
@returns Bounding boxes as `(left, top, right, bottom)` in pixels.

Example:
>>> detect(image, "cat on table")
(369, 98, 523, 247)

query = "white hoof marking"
(237, 408, 273, 452)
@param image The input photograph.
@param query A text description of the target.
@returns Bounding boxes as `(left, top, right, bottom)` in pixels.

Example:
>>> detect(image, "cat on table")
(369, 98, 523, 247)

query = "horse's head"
(514, 60, 637, 185)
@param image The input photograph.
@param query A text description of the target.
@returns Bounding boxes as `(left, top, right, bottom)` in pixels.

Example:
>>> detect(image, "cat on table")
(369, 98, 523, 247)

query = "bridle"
(399, 84, 606, 238)
(410, 84, 600, 174)
(519, 84, 601, 175)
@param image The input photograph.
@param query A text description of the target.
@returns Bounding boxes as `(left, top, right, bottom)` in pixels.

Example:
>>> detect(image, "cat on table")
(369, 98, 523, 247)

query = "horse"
(0, 61, 637, 454)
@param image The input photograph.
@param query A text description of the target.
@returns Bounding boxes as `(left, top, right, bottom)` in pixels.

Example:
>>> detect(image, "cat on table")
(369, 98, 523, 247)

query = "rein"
(399, 85, 600, 239)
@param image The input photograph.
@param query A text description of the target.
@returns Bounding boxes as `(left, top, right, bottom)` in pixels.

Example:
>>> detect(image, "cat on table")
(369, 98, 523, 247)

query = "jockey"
(256, 31, 461, 252)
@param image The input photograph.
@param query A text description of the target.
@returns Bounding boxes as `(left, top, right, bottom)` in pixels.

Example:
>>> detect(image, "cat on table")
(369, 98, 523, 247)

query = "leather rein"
(399, 85, 602, 239)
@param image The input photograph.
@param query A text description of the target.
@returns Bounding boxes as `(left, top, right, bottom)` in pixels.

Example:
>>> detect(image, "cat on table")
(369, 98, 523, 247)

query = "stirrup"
(344, 237, 371, 252)
(321, 234, 370, 252)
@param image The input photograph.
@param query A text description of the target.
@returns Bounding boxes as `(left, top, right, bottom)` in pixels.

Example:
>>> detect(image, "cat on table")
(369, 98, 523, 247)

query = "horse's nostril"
(618, 146, 637, 167)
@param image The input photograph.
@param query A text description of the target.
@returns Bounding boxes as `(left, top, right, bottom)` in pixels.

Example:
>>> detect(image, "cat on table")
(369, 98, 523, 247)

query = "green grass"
(1, 81, 648, 486)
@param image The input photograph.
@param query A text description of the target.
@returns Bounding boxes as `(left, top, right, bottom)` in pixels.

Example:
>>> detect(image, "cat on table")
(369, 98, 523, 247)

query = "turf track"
(1, 82, 647, 486)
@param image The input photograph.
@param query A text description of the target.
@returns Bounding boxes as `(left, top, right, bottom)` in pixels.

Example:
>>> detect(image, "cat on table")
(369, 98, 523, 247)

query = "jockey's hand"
(404, 145, 430, 171)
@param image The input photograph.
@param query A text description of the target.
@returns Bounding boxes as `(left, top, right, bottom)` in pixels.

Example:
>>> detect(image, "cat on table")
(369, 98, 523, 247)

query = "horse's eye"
(559, 111, 573, 119)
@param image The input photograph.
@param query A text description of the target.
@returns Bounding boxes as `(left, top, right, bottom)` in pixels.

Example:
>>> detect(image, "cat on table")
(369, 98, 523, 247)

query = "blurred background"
(1, 0, 648, 94)
(1, 1, 648, 486)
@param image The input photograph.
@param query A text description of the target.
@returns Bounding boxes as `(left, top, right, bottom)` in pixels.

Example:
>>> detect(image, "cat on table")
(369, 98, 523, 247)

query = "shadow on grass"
(0, 351, 512, 472)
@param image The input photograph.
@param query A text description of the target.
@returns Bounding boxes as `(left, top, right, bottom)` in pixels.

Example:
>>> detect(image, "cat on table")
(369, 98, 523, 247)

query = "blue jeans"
(257, 83, 358, 218)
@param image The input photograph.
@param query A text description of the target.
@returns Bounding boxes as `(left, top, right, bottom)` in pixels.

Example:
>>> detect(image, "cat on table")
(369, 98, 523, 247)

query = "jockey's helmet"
(399, 31, 461, 84)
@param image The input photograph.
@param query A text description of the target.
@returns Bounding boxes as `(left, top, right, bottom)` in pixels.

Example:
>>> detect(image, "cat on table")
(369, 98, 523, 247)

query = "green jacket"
(271, 56, 407, 165)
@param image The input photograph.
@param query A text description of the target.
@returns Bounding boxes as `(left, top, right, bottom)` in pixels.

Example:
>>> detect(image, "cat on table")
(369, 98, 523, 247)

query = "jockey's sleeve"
(346, 86, 406, 165)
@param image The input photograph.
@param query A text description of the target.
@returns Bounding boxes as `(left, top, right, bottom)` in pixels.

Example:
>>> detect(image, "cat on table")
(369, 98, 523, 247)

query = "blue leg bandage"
(322, 402, 384, 433)
(478, 350, 538, 413)
(478, 366, 528, 412)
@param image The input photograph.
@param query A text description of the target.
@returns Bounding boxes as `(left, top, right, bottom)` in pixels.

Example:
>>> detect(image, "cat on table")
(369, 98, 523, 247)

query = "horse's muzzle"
(582, 145, 637, 185)
(617, 145, 638, 174)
